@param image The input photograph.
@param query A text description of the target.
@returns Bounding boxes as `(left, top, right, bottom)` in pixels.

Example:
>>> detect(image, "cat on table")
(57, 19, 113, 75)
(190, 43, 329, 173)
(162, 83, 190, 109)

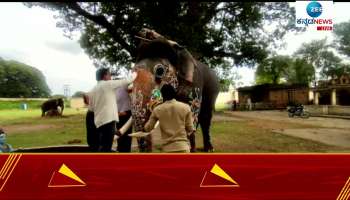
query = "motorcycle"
(287, 104, 310, 118)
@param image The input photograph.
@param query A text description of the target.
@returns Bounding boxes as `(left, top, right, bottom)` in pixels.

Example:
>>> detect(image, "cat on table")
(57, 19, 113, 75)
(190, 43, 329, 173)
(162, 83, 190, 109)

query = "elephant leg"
(199, 91, 217, 152)
(41, 108, 45, 117)
(137, 135, 152, 152)
(188, 133, 196, 152)
(137, 138, 145, 152)
(199, 112, 214, 152)
(146, 135, 152, 152)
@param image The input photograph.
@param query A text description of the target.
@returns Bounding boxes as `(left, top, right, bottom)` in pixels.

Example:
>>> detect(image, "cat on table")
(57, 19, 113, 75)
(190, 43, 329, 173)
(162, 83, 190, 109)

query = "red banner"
(1, 154, 350, 200)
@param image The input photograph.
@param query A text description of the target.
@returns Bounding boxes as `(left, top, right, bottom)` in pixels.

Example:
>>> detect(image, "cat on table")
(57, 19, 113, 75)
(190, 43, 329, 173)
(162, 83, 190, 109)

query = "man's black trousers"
(116, 110, 132, 152)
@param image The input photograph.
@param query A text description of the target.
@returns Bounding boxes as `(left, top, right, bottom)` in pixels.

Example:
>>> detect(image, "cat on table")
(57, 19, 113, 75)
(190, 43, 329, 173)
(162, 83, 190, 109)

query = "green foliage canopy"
(286, 58, 315, 85)
(24, 2, 301, 72)
(0, 57, 51, 98)
(255, 55, 291, 85)
(255, 56, 315, 86)
(334, 21, 350, 57)
(72, 91, 85, 98)
(294, 38, 345, 83)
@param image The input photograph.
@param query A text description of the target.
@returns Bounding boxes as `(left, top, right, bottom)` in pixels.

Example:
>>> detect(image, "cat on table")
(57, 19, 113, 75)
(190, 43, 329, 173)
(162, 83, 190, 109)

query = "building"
(314, 74, 350, 106)
(215, 84, 239, 105)
(237, 83, 311, 110)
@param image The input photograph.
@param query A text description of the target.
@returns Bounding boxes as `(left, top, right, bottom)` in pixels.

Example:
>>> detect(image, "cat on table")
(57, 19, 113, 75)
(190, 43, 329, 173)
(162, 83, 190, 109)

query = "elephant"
(120, 30, 219, 152)
(41, 98, 64, 117)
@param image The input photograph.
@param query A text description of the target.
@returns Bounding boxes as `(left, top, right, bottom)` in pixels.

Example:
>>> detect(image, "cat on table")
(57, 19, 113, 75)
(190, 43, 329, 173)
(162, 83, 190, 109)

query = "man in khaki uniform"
(144, 84, 194, 153)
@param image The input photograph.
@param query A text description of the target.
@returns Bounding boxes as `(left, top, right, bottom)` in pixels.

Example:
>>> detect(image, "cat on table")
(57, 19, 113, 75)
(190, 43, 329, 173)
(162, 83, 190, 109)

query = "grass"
(0, 99, 71, 110)
(1, 108, 87, 149)
(0, 100, 44, 110)
(195, 119, 349, 153)
(1, 108, 349, 152)
(215, 102, 231, 112)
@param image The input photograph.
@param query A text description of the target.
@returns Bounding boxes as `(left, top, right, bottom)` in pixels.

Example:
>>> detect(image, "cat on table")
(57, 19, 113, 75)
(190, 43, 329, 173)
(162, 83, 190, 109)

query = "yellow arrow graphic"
(210, 164, 239, 185)
(200, 163, 239, 188)
(58, 164, 86, 185)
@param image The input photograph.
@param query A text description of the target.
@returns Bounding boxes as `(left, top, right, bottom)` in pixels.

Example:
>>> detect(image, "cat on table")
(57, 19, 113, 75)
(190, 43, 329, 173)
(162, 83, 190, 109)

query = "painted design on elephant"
(147, 88, 163, 112)
(130, 90, 147, 131)
(159, 65, 178, 91)
(189, 87, 202, 128)
(130, 68, 155, 131)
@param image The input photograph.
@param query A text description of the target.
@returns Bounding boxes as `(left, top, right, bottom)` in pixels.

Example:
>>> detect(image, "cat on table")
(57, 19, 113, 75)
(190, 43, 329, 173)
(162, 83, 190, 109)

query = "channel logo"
(306, 1, 322, 18)
(295, 1, 333, 31)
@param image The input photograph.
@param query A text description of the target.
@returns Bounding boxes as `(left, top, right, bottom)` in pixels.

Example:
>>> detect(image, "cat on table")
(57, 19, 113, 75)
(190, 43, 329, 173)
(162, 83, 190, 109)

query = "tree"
(321, 63, 350, 79)
(25, 2, 301, 72)
(214, 63, 243, 92)
(0, 57, 51, 98)
(255, 55, 292, 85)
(72, 91, 85, 98)
(294, 38, 343, 85)
(286, 58, 314, 85)
(256, 56, 315, 86)
(318, 50, 342, 79)
(334, 21, 350, 57)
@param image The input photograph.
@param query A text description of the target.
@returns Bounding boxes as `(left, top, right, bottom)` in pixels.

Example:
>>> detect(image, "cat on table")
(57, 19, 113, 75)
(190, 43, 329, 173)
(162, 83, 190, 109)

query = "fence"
(305, 105, 350, 116)
(0, 98, 71, 110)
(0, 98, 49, 101)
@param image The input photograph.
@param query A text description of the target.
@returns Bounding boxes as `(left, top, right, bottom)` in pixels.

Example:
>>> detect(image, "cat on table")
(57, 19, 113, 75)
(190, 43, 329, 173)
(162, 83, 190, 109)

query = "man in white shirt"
(89, 68, 137, 152)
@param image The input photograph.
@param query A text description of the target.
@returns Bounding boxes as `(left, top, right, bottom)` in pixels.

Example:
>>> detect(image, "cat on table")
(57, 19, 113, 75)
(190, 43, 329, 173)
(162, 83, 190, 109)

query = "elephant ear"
(174, 47, 196, 84)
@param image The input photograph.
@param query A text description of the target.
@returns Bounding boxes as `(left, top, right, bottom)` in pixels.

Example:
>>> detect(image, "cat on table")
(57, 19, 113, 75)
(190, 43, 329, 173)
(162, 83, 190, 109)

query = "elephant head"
(117, 29, 219, 152)
(113, 28, 223, 153)
(123, 35, 199, 151)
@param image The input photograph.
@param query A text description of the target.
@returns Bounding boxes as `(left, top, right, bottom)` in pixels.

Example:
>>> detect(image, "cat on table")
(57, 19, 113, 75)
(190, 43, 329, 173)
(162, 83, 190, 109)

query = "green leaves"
(334, 21, 350, 57)
(25, 2, 299, 70)
(294, 38, 346, 81)
(255, 55, 292, 85)
(255, 56, 314, 86)
(287, 58, 314, 85)
(0, 58, 51, 98)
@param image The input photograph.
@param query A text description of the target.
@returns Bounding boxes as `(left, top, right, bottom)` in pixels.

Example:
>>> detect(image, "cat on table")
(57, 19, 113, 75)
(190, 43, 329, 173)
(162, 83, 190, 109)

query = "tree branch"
(63, 2, 135, 57)
(212, 50, 237, 58)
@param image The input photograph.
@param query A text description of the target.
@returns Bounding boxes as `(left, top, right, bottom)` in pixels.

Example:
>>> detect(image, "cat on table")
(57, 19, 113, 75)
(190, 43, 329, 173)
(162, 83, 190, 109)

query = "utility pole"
(63, 84, 71, 99)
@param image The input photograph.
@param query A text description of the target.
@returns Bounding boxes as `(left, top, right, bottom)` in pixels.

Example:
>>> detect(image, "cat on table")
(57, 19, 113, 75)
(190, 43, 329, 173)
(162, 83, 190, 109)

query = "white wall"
(215, 89, 238, 105)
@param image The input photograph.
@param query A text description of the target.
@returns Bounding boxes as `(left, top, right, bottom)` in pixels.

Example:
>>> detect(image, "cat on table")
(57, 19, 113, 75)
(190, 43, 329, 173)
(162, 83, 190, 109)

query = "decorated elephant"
(118, 29, 219, 152)
(41, 98, 64, 117)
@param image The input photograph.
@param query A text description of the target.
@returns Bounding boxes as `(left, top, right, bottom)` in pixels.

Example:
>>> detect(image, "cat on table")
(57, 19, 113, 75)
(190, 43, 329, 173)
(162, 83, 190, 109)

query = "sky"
(0, 2, 350, 95)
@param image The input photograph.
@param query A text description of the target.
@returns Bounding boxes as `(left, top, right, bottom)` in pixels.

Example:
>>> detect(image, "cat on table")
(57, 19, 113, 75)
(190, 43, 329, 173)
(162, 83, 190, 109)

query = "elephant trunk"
(129, 68, 156, 152)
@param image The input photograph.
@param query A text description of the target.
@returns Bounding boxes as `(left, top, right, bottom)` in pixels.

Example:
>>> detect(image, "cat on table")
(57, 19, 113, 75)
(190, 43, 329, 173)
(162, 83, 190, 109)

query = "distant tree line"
(256, 23, 350, 86)
(0, 57, 51, 98)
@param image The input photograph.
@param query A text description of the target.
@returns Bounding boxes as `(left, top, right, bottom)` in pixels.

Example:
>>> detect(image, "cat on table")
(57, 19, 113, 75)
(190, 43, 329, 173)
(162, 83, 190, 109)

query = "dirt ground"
(225, 110, 350, 147)
(3, 124, 62, 134)
(4, 109, 350, 151)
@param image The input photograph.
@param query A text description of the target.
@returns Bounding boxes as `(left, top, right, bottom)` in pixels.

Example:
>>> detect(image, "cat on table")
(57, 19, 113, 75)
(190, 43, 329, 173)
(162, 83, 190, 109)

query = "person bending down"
(143, 84, 194, 153)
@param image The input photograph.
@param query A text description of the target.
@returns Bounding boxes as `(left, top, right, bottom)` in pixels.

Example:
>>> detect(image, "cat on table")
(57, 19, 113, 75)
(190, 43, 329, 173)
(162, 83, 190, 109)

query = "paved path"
(225, 111, 350, 147)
